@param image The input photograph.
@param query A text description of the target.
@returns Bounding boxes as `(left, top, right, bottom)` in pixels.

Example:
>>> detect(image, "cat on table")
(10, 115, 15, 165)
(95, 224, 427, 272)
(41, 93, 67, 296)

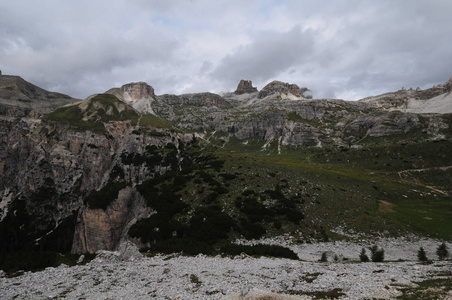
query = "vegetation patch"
(220, 243, 298, 259)
(0, 252, 95, 275)
(139, 114, 172, 128)
(84, 181, 128, 210)
(287, 288, 346, 299)
(396, 277, 452, 299)
(43, 94, 140, 133)
(287, 112, 321, 126)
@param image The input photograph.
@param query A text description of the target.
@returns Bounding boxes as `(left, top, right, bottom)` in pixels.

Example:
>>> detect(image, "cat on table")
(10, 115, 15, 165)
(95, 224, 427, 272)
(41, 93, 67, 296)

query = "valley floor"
(1, 238, 451, 299)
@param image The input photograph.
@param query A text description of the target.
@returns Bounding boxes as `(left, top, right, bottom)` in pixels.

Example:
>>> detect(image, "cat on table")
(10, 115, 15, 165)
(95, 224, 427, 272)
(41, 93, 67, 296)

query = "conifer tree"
(359, 248, 369, 262)
(436, 242, 449, 260)
(417, 247, 428, 261)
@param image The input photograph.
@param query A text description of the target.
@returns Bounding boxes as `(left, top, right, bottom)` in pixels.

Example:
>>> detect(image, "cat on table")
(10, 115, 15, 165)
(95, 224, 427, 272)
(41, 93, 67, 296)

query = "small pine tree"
(369, 245, 384, 262)
(417, 247, 428, 261)
(359, 248, 369, 262)
(320, 252, 328, 262)
(436, 242, 449, 260)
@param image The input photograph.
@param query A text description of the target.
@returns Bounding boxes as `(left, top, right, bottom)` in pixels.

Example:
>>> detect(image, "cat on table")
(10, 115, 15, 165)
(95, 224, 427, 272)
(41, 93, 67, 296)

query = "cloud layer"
(1, 0, 451, 100)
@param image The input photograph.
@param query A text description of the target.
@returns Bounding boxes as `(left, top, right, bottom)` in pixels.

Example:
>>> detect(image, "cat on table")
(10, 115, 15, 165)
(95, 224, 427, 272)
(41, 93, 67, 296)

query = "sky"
(1, 0, 451, 100)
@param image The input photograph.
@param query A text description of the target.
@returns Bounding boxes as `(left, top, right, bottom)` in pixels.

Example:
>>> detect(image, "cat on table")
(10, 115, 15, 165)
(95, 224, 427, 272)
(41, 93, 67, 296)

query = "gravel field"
(1, 238, 451, 299)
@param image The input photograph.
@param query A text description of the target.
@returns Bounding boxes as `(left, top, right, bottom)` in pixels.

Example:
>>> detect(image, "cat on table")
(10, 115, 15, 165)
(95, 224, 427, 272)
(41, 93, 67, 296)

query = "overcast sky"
(1, 0, 451, 100)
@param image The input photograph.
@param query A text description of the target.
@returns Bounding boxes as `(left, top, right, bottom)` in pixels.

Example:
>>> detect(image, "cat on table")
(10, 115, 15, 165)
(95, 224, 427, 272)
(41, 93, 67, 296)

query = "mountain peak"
(234, 79, 258, 94)
(44, 93, 139, 133)
(258, 80, 302, 99)
(106, 82, 156, 114)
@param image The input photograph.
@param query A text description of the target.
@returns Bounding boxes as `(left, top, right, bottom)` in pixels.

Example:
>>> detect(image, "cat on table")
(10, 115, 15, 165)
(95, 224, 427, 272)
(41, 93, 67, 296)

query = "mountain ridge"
(0, 75, 76, 117)
(0, 74, 451, 262)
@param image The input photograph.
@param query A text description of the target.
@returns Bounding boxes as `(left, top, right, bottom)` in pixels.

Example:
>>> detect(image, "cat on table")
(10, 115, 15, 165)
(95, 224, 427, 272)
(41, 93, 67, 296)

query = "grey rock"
(106, 82, 156, 114)
(258, 80, 302, 99)
(234, 79, 258, 94)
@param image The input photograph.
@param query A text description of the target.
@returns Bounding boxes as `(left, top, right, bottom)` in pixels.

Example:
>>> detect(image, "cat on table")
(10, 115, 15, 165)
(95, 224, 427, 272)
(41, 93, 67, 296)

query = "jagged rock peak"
(234, 79, 258, 94)
(258, 80, 302, 99)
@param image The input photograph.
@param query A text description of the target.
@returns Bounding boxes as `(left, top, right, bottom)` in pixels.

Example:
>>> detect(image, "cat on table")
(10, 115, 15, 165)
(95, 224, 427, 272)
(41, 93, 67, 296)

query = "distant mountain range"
(0, 73, 451, 261)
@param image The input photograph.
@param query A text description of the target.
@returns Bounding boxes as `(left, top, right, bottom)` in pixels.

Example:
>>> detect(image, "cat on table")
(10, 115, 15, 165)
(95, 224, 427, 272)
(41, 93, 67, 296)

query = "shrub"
(84, 182, 127, 210)
(369, 245, 384, 262)
(320, 252, 328, 262)
(436, 242, 449, 260)
(417, 247, 428, 261)
(221, 243, 298, 260)
(242, 190, 256, 196)
(359, 248, 369, 262)
(219, 173, 237, 180)
(145, 238, 214, 256)
(238, 219, 266, 239)
(187, 206, 234, 243)
(202, 192, 219, 204)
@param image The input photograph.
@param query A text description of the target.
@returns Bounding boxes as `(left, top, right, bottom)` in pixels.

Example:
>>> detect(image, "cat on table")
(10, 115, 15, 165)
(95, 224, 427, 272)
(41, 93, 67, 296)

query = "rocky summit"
(234, 79, 258, 94)
(0, 74, 451, 298)
(106, 82, 156, 114)
(258, 80, 303, 99)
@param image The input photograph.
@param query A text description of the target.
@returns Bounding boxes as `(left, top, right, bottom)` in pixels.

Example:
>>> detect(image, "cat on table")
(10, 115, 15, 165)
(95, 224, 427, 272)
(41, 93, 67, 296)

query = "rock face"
(258, 80, 302, 99)
(0, 109, 192, 254)
(234, 80, 258, 94)
(106, 82, 156, 114)
(158, 92, 230, 108)
(72, 187, 151, 253)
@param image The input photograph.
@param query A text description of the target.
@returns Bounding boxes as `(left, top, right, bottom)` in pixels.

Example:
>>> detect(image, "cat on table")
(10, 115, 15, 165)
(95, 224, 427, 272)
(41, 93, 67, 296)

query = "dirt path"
(397, 165, 452, 195)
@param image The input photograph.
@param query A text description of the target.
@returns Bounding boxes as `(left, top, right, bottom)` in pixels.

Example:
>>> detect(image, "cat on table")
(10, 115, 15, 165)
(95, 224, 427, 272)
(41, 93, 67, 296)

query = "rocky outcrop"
(234, 80, 258, 94)
(106, 82, 156, 114)
(158, 92, 230, 108)
(258, 80, 302, 99)
(359, 77, 452, 113)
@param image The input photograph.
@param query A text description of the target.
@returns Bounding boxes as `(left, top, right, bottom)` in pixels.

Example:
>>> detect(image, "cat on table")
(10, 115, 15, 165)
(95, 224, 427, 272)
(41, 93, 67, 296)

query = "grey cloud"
(210, 26, 315, 89)
(0, 1, 182, 98)
(1, 1, 452, 100)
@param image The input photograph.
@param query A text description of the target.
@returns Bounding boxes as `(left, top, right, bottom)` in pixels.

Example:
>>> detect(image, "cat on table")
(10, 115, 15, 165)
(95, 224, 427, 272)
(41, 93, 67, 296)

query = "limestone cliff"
(72, 187, 151, 253)
(106, 82, 156, 114)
